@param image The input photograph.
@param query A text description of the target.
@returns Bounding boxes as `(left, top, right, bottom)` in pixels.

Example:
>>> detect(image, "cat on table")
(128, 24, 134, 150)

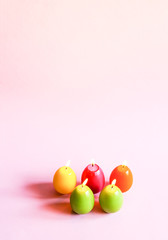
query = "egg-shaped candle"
(53, 160, 77, 194)
(109, 161, 133, 193)
(99, 179, 123, 213)
(70, 179, 94, 214)
(81, 160, 105, 194)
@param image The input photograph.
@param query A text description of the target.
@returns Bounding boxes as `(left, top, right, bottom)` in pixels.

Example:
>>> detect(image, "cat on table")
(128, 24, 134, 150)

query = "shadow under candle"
(24, 182, 67, 199)
(24, 180, 82, 199)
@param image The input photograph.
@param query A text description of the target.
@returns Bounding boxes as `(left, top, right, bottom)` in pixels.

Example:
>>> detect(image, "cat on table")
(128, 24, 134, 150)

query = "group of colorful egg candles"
(53, 160, 133, 214)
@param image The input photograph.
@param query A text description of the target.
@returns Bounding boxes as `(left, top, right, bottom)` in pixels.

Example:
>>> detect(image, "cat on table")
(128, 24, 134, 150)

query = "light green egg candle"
(70, 179, 94, 214)
(99, 179, 123, 213)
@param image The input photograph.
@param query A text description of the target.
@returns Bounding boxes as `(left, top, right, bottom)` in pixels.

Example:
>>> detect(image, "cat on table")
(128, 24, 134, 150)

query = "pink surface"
(0, 0, 168, 239)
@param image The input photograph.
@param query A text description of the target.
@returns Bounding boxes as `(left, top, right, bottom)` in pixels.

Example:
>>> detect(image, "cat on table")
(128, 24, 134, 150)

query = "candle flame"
(122, 160, 127, 167)
(111, 179, 116, 185)
(90, 158, 95, 166)
(65, 160, 71, 167)
(82, 178, 88, 186)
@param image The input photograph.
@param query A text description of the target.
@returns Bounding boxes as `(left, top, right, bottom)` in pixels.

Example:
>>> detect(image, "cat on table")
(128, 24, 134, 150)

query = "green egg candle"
(70, 179, 94, 214)
(99, 179, 123, 213)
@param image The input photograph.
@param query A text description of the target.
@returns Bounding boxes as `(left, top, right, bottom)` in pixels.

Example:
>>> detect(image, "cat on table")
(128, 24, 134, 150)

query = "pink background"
(0, 0, 168, 239)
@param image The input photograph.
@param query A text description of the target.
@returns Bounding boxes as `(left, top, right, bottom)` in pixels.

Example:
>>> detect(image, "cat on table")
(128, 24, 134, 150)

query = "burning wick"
(82, 178, 88, 187)
(111, 179, 116, 188)
(91, 158, 95, 167)
(65, 160, 71, 169)
(122, 160, 127, 168)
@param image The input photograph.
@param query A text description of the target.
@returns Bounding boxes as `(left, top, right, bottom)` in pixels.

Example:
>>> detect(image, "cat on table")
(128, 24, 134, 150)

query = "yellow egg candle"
(53, 160, 77, 194)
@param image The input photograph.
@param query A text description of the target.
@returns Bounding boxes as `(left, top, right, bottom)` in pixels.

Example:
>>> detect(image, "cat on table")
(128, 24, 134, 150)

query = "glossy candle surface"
(81, 164, 105, 194)
(110, 165, 133, 193)
(99, 184, 123, 213)
(70, 184, 94, 214)
(53, 166, 76, 194)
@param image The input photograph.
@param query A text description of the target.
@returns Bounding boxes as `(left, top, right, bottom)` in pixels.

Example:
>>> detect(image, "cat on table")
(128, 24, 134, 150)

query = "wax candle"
(53, 160, 76, 194)
(81, 160, 105, 194)
(109, 161, 133, 193)
(99, 179, 123, 213)
(70, 179, 94, 214)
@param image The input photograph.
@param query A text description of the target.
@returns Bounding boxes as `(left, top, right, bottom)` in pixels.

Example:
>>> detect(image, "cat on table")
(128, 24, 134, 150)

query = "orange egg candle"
(53, 160, 77, 194)
(109, 161, 133, 193)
